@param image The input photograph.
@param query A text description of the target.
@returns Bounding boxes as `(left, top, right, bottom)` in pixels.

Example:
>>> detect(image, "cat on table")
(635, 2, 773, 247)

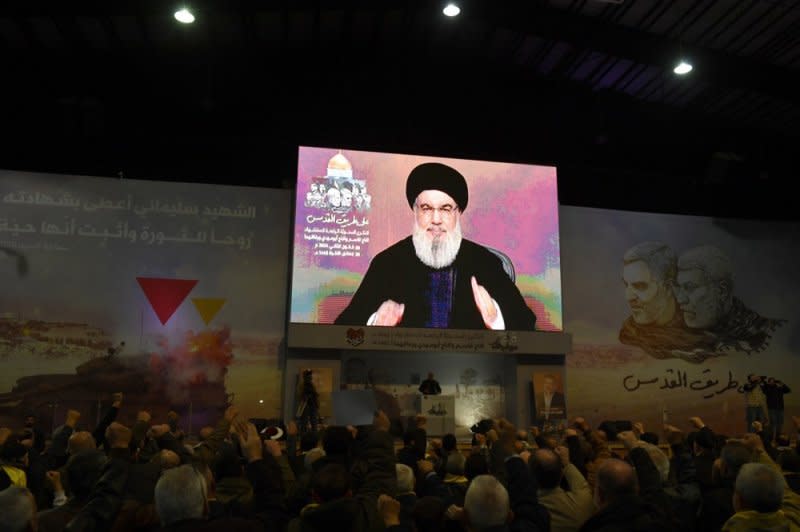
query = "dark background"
(1, 0, 798, 220)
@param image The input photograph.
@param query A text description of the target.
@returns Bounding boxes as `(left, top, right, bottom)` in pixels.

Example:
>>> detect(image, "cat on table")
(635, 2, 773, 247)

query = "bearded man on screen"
(334, 162, 537, 330)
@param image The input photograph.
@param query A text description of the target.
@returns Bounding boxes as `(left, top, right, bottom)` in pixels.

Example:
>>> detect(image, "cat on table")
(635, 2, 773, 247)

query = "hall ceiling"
(1, 0, 798, 219)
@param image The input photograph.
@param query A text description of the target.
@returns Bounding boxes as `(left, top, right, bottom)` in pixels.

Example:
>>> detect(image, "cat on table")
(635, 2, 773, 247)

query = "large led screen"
(290, 147, 562, 332)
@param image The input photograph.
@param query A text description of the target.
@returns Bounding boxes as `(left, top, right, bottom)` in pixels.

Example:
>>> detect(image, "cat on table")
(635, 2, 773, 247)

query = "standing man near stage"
(419, 372, 442, 396)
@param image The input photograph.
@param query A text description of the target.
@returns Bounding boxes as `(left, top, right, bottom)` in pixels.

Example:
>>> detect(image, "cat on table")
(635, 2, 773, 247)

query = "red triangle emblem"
(136, 277, 198, 325)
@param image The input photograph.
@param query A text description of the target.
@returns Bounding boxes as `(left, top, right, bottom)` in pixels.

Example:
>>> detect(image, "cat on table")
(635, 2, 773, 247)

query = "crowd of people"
(1, 393, 800, 532)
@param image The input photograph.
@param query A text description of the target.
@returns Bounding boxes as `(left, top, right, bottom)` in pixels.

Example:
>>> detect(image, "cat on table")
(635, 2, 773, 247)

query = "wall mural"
(561, 206, 797, 436)
(618, 242, 784, 363)
(0, 170, 291, 432)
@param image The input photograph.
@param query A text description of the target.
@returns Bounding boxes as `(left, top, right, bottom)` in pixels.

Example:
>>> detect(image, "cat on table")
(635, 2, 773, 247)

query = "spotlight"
(673, 60, 693, 75)
(174, 8, 195, 24)
(443, 3, 461, 17)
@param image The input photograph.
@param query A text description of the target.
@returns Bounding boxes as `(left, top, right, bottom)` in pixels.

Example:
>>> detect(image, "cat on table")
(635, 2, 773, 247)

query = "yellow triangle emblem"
(191, 298, 227, 326)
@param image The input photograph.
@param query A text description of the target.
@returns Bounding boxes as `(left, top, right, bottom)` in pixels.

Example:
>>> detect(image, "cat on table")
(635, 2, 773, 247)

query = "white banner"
(288, 323, 571, 354)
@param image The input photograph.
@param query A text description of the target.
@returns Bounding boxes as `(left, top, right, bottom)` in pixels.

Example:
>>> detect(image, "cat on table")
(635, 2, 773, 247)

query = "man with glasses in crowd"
(335, 162, 536, 330)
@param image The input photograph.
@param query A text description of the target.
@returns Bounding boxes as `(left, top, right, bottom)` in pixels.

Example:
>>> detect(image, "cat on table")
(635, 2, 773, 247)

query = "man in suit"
(419, 373, 442, 396)
(536, 374, 565, 421)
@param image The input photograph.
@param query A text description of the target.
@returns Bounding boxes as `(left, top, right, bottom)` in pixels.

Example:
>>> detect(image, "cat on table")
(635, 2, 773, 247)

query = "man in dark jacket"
(37, 450, 106, 532)
(764, 377, 791, 441)
(288, 410, 397, 532)
(579, 458, 672, 532)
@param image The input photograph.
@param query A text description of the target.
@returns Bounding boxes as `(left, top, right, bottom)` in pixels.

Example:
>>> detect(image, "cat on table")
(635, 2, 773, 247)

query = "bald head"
(464, 475, 510, 531)
(531, 448, 563, 489)
(0, 486, 36, 532)
(159, 449, 181, 470)
(105, 422, 132, 449)
(68, 431, 97, 454)
(595, 458, 638, 509)
(199, 427, 214, 441)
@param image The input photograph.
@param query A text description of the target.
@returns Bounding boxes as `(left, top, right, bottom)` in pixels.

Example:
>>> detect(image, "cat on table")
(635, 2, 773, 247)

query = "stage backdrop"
(290, 147, 562, 332)
(561, 206, 798, 435)
(341, 350, 510, 439)
(0, 170, 290, 431)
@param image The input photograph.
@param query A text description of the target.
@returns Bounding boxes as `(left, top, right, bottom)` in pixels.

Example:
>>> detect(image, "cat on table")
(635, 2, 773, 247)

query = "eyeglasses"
(415, 203, 458, 220)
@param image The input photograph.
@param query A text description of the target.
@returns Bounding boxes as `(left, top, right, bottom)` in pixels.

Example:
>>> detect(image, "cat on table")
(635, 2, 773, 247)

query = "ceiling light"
(673, 60, 693, 75)
(174, 8, 195, 24)
(443, 3, 461, 17)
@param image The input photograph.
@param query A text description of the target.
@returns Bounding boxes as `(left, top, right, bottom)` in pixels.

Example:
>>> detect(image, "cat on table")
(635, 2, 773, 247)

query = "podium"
(421, 395, 455, 436)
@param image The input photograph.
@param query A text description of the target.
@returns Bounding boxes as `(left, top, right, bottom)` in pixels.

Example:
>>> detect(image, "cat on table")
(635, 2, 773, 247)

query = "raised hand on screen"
(471, 276, 498, 328)
(374, 300, 405, 326)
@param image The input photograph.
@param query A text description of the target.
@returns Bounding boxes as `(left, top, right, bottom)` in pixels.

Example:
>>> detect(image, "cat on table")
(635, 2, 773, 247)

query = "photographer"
(764, 377, 791, 441)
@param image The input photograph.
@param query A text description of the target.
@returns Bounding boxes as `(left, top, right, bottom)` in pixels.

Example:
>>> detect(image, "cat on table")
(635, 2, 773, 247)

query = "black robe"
(334, 236, 537, 330)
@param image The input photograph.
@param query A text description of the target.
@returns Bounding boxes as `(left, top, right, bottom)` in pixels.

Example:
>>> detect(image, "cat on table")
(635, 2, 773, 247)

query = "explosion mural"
(150, 326, 234, 393)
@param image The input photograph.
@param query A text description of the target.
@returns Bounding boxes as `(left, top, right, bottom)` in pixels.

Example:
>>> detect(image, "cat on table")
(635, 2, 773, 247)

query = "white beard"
(412, 219, 462, 269)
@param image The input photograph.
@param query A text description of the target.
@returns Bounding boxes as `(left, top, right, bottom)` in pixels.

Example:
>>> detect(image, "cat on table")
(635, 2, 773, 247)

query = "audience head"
(734, 463, 784, 513)
(65, 450, 106, 500)
(464, 454, 489, 481)
(300, 431, 319, 452)
(594, 458, 638, 509)
(155, 464, 208, 525)
(776, 434, 791, 448)
(402, 429, 417, 447)
(396, 463, 415, 494)
(413, 496, 446, 532)
(640, 432, 659, 445)
(159, 449, 181, 470)
(779, 451, 800, 473)
(531, 448, 563, 489)
(312, 463, 352, 503)
(199, 426, 214, 441)
(0, 438, 29, 468)
(105, 422, 132, 449)
(67, 431, 97, 455)
(464, 475, 510, 531)
(322, 426, 352, 457)
(597, 421, 619, 441)
(720, 441, 753, 480)
(691, 429, 715, 454)
(0, 486, 36, 532)
(444, 452, 466, 477)
(442, 433, 457, 452)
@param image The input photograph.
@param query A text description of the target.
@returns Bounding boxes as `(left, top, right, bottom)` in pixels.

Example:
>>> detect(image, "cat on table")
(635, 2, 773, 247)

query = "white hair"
(155, 464, 207, 525)
(736, 463, 784, 513)
(464, 475, 509, 530)
(0, 486, 35, 532)
(642, 443, 670, 483)
(412, 218, 463, 269)
(396, 463, 415, 494)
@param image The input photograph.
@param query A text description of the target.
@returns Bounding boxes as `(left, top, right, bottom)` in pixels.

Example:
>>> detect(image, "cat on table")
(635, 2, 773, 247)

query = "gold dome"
(328, 151, 352, 171)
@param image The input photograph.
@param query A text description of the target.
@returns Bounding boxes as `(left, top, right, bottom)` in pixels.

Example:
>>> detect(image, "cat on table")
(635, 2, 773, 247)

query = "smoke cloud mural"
(561, 207, 796, 436)
(0, 170, 290, 430)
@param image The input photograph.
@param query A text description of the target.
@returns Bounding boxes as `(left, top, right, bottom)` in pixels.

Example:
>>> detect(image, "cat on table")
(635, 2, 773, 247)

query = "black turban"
(405, 162, 469, 212)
